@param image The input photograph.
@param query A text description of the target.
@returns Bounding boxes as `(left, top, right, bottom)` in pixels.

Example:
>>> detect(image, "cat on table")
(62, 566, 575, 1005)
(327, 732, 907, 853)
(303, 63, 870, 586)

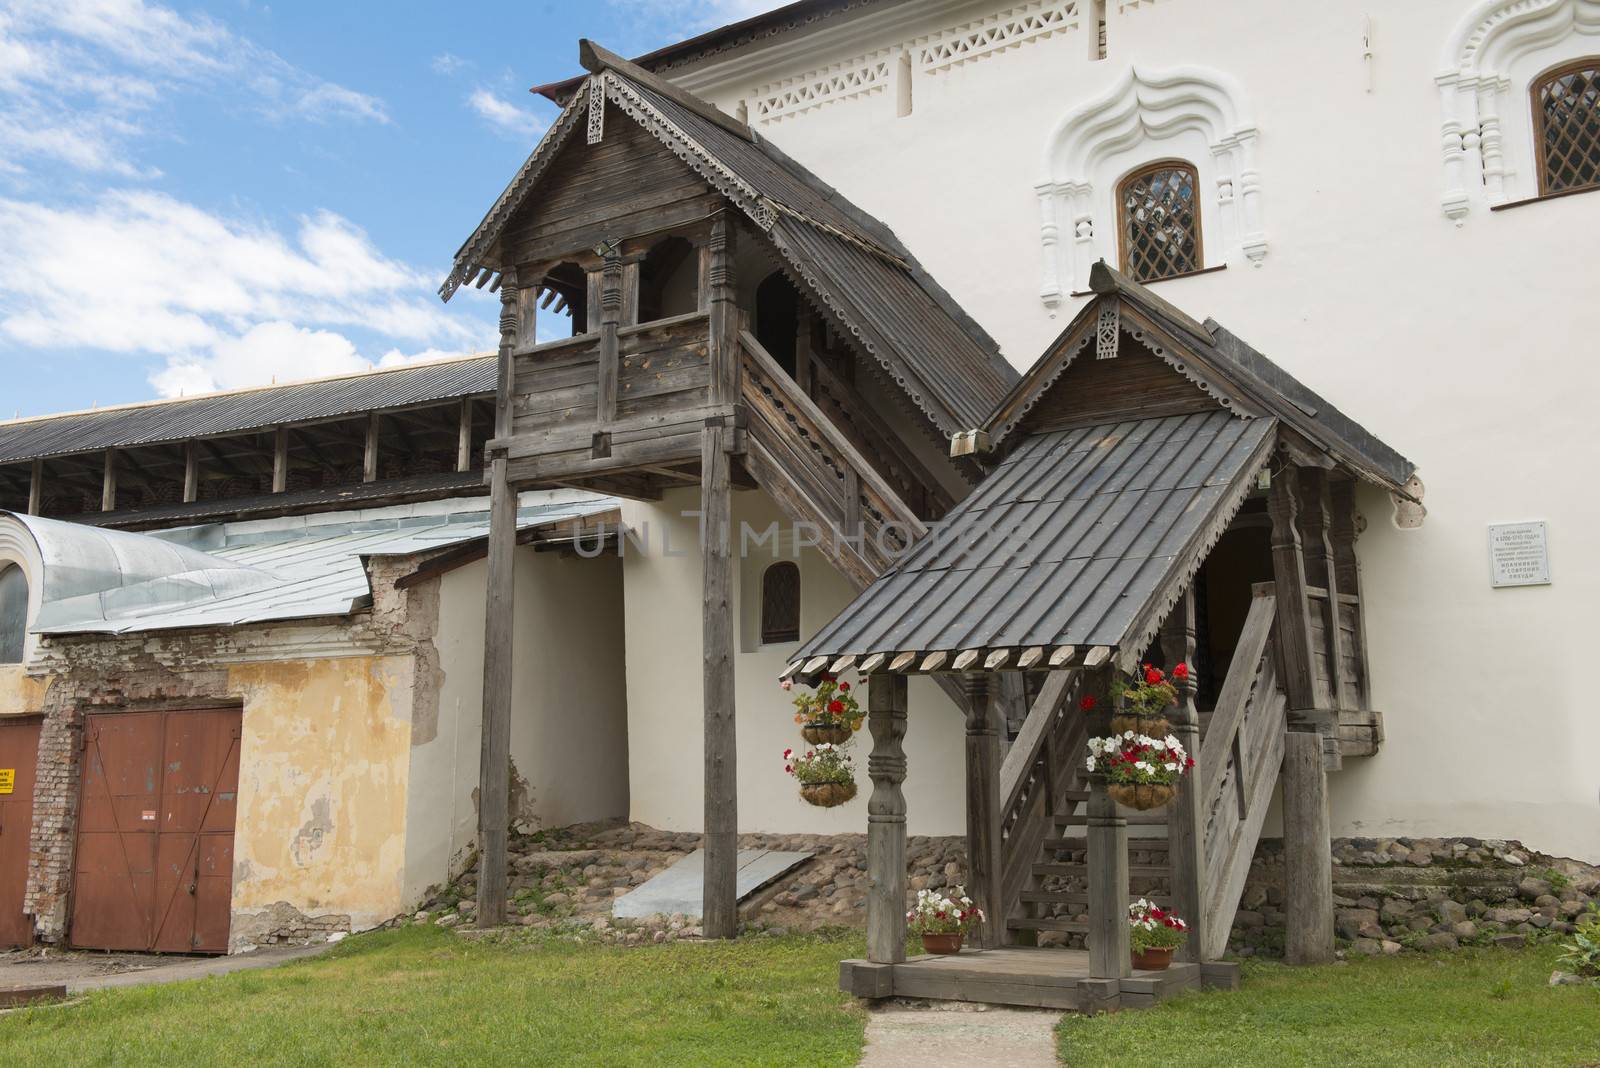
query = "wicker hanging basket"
(799, 781, 858, 808)
(800, 722, 853, 745)
(1109, 713, 1171, 738)
(1108, 781, 1177, 810)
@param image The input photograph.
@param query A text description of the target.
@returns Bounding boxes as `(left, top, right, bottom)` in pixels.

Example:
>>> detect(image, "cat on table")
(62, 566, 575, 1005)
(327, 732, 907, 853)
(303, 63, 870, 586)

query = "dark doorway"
(755, 271, 800, 377)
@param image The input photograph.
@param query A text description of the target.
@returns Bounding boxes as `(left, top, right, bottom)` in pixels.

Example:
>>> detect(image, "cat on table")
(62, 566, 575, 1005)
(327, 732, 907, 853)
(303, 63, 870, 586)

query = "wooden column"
(363, 413, 380, 483)
(1267, 465, 1319, 722)
(1329, 477, 1370, 710)
(1161, 587, 1205, 962)
(272, 427, 289, 493)
(794, 306, 815, 396)
(1086, 776, 1131, 979)
(26, 459, 42, 516)
(700, 422, 738, 939)
(476, 268, 524, 930)
(1283, 729, 1335, 964)
(706, 212, 739, 406)
(866, 673, 909, 964)
(456, 398, 473, 473)
(1298, 468, 1348, 712)
(962, 673, 1003, 948)
(182, 443, 199, 504)
(596, 245, 623, 424)
(100, 450, 118, 512)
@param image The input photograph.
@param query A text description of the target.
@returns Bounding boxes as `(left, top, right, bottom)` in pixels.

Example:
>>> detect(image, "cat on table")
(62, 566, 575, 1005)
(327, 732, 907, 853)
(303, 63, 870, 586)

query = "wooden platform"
(840, 947, 1237, 1013)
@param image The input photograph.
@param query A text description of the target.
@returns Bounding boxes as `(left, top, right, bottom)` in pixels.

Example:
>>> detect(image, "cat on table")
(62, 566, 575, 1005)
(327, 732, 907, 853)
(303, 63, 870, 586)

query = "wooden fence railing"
(995, 671, 1087, 924)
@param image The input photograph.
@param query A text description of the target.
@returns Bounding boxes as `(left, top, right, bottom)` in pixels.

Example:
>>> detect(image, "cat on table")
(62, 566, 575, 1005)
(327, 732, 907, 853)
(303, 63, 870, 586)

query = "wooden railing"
(1197, 586, 1287, 960)
(996, 670, 1087, 926)
(739, 331, 925, 589)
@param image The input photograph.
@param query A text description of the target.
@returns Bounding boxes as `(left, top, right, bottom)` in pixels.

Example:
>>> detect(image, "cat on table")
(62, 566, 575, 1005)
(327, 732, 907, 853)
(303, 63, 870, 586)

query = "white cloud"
(0, 0, 388, 179)
(0, 190, 491, 396)
(431, 52, 467, 75)
(468, 88, 546, 140)
(612, 0, 791, 32)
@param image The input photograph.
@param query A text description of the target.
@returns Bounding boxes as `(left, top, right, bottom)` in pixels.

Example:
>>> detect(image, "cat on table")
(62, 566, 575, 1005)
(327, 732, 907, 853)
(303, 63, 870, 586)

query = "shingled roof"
(442, 42, 1017, 437)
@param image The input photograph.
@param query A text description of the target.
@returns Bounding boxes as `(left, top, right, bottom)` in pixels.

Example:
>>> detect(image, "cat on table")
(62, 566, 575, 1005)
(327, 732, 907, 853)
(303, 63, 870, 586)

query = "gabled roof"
(792, 410, 1277, 674)
(442, 43, 1016, 437)
(979, 263, 1416, 493)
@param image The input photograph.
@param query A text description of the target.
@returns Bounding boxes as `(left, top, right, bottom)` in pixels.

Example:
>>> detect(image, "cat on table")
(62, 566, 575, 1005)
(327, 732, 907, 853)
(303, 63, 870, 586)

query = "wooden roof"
(790, 409, 1277, 678)
(442, 43, 1017, 437)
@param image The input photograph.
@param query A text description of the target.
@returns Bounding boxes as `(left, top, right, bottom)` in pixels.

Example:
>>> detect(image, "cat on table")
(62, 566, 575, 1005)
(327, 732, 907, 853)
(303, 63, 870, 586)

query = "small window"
(1117, 160, 1202, 282)
(638, 236, 698, 322)
(760, 561, 800, 645)
(0, 566, 27, 664)
(1534, 59, 1600, 196)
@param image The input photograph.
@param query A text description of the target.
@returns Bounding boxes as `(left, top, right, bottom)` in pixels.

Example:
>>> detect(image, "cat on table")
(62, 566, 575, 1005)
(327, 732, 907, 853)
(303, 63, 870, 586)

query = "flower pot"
(1131, 945, 1175, 971)
(1108, 782, 1177, 810)
(921, 932, 963, 955)
(1109, 713, 1171, 738)
(801, 722, 853, 745)
(799, 780, 857, 808)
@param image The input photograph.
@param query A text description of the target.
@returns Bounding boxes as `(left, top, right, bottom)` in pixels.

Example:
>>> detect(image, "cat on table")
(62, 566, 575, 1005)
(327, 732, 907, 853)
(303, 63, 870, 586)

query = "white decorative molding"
(1035, 65, 1265, 307)
(749, 0, 1080, 123)
(1436, 0, 1600, 221)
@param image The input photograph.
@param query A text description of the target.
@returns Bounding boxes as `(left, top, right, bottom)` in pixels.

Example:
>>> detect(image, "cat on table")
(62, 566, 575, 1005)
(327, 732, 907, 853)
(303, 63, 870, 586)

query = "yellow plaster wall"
(0, 666, 49, 716)
(227, 656, 412, 930)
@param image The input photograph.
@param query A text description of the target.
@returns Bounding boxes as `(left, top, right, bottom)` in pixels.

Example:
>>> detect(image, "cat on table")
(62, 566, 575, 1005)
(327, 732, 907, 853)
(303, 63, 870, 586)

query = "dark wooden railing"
(996, 671, 1086, 924)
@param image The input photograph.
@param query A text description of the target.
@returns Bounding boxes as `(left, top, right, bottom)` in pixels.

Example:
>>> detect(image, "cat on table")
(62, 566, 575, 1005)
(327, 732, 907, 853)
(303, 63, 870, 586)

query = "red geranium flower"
(1172, 662, 1189, 681)
(1144, 666, 1164, 686)
(838, 681, 850, 692)
(1080, 695, 1097, 712)
(827, 700, 844, 715)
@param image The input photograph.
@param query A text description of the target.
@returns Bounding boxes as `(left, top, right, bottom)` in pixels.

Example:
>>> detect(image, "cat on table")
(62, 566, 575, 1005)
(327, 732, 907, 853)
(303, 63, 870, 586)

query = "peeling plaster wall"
(406, 546, 629, 904)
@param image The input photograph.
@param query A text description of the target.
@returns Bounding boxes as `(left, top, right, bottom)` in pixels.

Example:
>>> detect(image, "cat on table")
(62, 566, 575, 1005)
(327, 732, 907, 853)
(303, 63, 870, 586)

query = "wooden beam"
(578, 39, 756, 143)
(101, 450, 118, 512)
(1161, 587, 1205, 963)
(952, 649, 980, 671)
(27, 459, 41, 516)
(889, 652, 918, 672)
(272, 427, 289, 493)
(859, 653, 887, 674)
(962, 673, 1004, 949)
(1086, 774, 1131, 979)
(1082, 646, 1110, 668)
(596, 245, 622, 424)
(983, 649, 1011, 670)
(865, 673, 909, 964)
(182, 443, 199, 503)
(457, 398, 474, 473)
(919, 651, 947, 672)
(701, 421, 738, 940)
(707, 212, 739, 406)
(829, 655, 856, 675)
(1283, 729, 1335, 964)
(1300, 468, 1350, 713)
(1048, 646, 1077, 668)
(802, 655, 829, 675)
(1017, 646, 1045, 670)
(364, 413, 380, 484)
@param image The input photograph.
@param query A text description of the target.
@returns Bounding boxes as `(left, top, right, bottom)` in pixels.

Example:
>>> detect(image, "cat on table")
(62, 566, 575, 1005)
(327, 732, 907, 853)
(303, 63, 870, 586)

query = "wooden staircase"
(997, 590, 1287, 961)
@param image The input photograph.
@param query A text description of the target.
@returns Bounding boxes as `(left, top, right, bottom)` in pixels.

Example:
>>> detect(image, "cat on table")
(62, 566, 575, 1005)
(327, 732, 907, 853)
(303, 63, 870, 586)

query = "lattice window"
(1534, 59, 1600, 196)
(760, 562, 801, 645)
(0, 565, 26, 664)
(1117, 160, 1202, 282)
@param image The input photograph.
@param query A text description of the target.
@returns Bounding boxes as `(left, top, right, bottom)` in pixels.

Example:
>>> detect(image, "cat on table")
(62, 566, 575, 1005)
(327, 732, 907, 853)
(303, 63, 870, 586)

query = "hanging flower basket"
(801, 722, 853, 745)
(785, 745, 857, 808)
(1109, 713, 1171, 738)
(1106, 662, 1187, 737)
(799, 780, 857, 807)
(1085, 732, 1193, 812)
(907, 886, 983, 955)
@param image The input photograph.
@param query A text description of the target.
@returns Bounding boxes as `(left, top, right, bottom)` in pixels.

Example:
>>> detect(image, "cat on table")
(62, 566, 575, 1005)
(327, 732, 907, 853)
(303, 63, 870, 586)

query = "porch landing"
(840, 947, 1237, 1013)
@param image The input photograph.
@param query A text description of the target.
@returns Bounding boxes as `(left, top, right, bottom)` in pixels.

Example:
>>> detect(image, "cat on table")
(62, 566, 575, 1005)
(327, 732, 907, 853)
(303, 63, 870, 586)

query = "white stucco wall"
(621, 487, 969, 836)
(405, 545, 630, 902)
(651, 0, 1599, 859)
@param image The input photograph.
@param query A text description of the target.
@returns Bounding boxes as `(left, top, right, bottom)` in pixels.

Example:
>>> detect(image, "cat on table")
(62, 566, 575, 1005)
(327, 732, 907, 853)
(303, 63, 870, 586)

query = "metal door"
(71, 709, 241, 953)
(0, 717, 41, 947)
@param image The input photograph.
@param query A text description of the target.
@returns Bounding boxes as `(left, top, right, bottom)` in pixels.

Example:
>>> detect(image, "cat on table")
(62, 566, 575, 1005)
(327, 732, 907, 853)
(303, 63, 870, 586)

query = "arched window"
(760, 562, 800, 645)
(638, 236, 698, 323)
(0, 565, 27, 664)
(1117, 161, 1202, 283)
(1534, 58, 1600, 196)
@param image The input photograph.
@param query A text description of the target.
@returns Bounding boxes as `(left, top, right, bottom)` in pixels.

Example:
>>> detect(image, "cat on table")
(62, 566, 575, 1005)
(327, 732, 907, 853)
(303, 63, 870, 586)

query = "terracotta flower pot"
(921, 932, 963, 955)
(1109, 713, 1171, 738)
(1108, 781, 1177, 810)
(1132, 945, 1175, 971)
(799, 780, 857, 808)
(801, 722, 853, 745)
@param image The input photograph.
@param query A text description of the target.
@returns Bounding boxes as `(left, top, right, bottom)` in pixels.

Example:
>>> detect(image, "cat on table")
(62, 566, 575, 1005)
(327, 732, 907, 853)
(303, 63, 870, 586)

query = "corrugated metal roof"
(794, 411, 1277, 664)
(3, 490, 615, 635)
(0, 356, 495, 465)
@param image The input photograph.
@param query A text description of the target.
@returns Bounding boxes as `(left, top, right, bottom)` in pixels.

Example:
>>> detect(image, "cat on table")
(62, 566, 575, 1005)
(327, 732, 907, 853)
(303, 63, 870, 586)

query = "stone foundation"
(230, 901, 353, 952)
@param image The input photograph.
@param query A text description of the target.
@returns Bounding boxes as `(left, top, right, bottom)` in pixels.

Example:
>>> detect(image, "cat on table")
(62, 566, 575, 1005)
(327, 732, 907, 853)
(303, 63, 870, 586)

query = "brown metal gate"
(0, 717, 41, 947)
(71, 708, 241, 954)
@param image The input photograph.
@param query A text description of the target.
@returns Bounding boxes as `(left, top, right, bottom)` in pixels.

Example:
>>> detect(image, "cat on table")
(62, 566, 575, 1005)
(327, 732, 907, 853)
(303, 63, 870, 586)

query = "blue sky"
(0, 0, 782, 418)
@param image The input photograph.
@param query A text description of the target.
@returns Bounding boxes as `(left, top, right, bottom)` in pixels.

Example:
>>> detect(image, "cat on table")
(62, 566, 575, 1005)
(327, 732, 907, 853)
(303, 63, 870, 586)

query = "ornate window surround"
(1034, 65, 1264, 308)
(0, 528, 43, 666)
(1436, 0, 1600, 221)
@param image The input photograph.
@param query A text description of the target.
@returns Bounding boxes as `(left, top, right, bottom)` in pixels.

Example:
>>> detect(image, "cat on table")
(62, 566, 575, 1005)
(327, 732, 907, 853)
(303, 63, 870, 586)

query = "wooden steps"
(1031, 862, 1171, 879)
(1018, 890, 1171, 907)
(840, 948, 1204, 1012)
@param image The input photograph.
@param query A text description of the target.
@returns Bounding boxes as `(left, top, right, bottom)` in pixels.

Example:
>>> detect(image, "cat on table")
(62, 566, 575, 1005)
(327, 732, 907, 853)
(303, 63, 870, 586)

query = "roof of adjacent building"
(444, 47, 1018, 436)
(792, 410, 1277, 672)
(0, 490, 616, 636)
(0, 355, 495, 465)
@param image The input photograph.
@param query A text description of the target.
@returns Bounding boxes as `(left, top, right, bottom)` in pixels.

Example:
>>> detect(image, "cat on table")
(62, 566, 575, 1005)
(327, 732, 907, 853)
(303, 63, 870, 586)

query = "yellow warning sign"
(0, 769, 13, 794)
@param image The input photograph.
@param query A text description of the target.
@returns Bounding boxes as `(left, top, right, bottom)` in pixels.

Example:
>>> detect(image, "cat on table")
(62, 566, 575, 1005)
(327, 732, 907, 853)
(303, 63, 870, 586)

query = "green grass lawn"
(0, 926, 867, 1068)
(1058, 944, 1600, 1067)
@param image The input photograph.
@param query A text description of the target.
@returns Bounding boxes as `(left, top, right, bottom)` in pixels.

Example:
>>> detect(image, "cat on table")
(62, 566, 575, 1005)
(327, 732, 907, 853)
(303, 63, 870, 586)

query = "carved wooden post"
(1086, 777, 1130, 979)
(707, 213, 739, 406)
(1297, 468, 1348, 712)
(597, 245, 622, 424)
(100, 450, 118, 512)
(182, 443, 198, 504)
(363, 413, 380, 483)
(1329, 477, 1371, 712)
(1283, 729, 1335, 964)
(272, 427, 289, 493)
(962, 672, 1003, 948)
(27, 459, 42, 516)
(456, 397, 473, 473)
(1161, 587, 1205, 962)
(476, 267, 524, 929)
(866, 673, 909, 964)
(1268, 466, 1320, 726)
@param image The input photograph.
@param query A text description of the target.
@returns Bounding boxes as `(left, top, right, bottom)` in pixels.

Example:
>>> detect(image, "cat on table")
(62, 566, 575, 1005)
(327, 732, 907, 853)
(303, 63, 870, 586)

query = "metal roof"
(443, 61, 1016, 437)
(1, 490, 615, 636)
(793, 410, 1278, 669)
(0, 356, 495, 465)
